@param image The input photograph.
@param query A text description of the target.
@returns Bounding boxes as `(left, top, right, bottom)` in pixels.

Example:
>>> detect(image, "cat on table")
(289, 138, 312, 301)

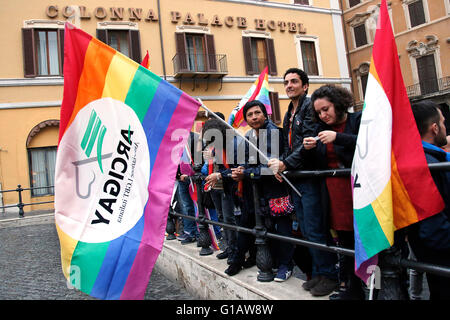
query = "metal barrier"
(166, 162, 450, 300)
(2, 161, 449, 299)
(0, 185, 54, 217)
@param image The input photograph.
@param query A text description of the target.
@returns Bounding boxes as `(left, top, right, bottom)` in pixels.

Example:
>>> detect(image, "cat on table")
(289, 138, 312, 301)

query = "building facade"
(340, 0, 449, 114)
(0, 0, 350, 212)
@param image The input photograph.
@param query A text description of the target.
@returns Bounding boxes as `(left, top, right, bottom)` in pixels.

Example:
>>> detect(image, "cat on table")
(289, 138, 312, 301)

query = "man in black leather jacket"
(268, 68, 338, 296)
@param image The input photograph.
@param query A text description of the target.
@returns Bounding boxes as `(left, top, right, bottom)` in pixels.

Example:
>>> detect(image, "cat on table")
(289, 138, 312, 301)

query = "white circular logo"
(55, 98, 150, 243)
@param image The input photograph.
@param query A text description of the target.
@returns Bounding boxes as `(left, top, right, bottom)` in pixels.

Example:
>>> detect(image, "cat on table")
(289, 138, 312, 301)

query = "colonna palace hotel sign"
(45, 5, 307, 34)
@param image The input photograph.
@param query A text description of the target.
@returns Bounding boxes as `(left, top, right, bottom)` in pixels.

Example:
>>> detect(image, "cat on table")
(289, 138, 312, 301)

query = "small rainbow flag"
(350, 0, 444, 284)
(228, 66, 272, 128)
(55, 23, 200, 299)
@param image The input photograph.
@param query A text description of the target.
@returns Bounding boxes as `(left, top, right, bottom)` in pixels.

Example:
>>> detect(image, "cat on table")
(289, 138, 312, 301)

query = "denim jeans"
(177, 179, 199, 238)
(292, 179, 337, 279)
(271, 215, 295, 268)
(210, 189, 237, 258)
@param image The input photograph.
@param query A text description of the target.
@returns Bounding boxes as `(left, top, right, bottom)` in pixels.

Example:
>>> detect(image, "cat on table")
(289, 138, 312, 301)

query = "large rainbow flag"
(228, 66, 272, 128)
(55, 23, 200, 299)
(350, 0, 444, 284)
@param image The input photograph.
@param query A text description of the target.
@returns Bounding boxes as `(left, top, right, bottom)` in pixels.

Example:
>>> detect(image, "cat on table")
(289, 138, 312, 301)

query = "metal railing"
(2, 161, 449, 299)
(406, 76, 450, 98)
(165, 161, 450, 300)
(0, 185, 54, 217)
(172, 53, 228, 75)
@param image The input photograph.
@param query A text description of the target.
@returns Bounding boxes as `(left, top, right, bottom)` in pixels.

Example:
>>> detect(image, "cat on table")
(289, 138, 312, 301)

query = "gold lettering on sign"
(198, 13, 208, 26)
(225, 16, 234, 27)
(298, 23, 307, 34)
(210, 15, 222, 26)
(46, 5, 58, 18)
(267, 20, 276, 31)
(171, 11, 181, 23)
(110, 7, 124, 20)
(183, 13, 195, 25)
(145, 9, 158, 21)
(79, 6, 90, 19)
(43, 6, 305, 32)
(129, 8, 142, 21)
(255, 19, 265, 30)
(237, 17, 247, 28)
(94, 7, 107, 19)
(62, 6, 74, 18)
(288, 22, 297, 33)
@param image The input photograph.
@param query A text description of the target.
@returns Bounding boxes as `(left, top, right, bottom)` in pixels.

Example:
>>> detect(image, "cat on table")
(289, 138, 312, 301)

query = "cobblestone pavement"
(0, 221, 194, 300)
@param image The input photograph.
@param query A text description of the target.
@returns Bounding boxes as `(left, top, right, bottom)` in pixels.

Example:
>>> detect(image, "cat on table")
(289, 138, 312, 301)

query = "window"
(416, 55, 438, 95)
(268, 91, 282, 125)
(22, 27, 64, 77)
(293, 0, 310, 4)
(175, 32, 217, 73)
(296, 35, 322, 77)
(28, 147, 57, 196)
(96, 26, 141, 63)
(300, 41, 319, 76)
(354, 62, 370, 103)
(349, 0, 361, 7)
(408, 0, 426, 28)
(353, 24, 368, 47)
(242, 36, 277, 75)
(108, 30, 130, 57)
(186, 34, 206, 72)
(360, 73, 368, 98)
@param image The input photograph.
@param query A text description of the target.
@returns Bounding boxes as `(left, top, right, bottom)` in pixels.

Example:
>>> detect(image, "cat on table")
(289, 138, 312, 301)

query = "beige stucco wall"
(0, 0, 347, 209)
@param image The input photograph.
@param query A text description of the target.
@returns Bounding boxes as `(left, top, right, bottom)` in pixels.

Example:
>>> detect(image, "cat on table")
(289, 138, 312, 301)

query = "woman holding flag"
(303, 85, 364, 300)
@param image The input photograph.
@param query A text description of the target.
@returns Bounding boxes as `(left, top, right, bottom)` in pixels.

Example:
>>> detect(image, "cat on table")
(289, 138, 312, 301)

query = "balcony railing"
(172, 53, 228, 78)
(406, 76, 450, 98)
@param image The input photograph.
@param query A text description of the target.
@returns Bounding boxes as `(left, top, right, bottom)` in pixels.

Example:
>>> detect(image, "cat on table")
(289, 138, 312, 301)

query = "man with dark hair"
(225, 100, 293, 279)
(268, 68, 338, 294)
(409, 100, 450, 300)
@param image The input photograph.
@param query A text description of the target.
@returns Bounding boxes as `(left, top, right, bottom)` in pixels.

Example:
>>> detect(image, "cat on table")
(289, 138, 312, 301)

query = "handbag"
(268, 195, 294, 217)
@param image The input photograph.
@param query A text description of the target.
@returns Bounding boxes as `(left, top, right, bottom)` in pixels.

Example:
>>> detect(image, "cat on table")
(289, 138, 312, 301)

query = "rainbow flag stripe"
(228, 66, 272, 128)
(351, 0, 444, 284)
(55, 24, 200, 299)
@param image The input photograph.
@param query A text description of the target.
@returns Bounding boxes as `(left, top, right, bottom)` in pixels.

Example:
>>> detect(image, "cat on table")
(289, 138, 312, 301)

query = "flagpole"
(197, 98, 302, 198)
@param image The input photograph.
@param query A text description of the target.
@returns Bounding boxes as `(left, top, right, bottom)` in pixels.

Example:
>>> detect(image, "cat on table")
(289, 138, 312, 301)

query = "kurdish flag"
(350, 0, 444, 284)
(55, 23, 200, 299)
(228, 66, 272, 128)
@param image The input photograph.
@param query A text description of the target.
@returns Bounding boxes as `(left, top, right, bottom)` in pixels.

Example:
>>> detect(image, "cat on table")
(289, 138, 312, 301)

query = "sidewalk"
(155, 236, 329, 300)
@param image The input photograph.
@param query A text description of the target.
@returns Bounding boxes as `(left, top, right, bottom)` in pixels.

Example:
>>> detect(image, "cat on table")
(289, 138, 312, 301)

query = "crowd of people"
(173, 67, 450, 300)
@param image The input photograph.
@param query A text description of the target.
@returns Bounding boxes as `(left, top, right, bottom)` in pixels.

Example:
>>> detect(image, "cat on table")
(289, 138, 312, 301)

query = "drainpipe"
(157, 0, 167, 80)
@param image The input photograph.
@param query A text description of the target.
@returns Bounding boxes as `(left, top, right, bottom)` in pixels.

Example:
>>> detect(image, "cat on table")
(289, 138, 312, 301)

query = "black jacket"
(306, 112, 362, 169)
(280, 94, 318, 170)
(406, 146, 450, 267)
(239, 120, 290, 215)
